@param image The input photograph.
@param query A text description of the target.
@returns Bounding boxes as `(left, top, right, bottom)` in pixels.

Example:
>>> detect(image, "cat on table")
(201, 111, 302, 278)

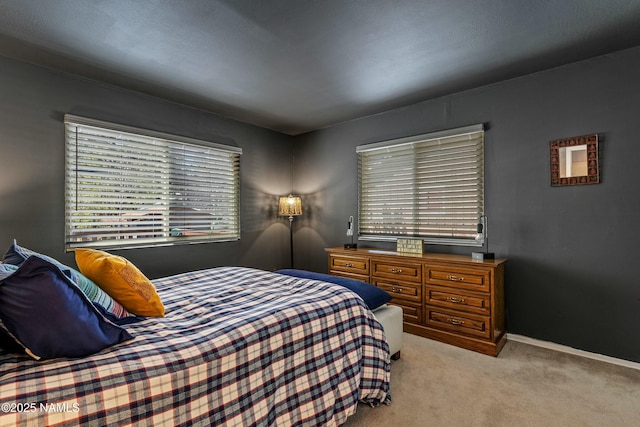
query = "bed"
(0, 265, 390, 426)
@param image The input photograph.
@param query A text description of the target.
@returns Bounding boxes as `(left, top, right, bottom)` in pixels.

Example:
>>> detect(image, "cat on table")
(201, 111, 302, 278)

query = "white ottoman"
(372, 304, 403, 360)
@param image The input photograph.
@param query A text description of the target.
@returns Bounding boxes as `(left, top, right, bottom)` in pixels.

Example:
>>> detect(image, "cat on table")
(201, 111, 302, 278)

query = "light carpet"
(345, 333, 640, 427)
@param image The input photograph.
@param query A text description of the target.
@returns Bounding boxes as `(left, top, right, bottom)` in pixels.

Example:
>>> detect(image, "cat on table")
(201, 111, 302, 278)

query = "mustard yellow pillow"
(75, 249, 164, 317)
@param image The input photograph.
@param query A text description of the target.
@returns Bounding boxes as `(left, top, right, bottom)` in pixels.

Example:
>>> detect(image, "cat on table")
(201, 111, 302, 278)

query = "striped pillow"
(0, 262, 18, 279)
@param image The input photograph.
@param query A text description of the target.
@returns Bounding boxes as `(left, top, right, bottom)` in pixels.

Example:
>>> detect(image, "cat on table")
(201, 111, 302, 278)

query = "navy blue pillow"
(2, 239, 136, 321)
(0, 264, 21, 353)
(0, 256, 133, 360)
(275, 269, 391, 310)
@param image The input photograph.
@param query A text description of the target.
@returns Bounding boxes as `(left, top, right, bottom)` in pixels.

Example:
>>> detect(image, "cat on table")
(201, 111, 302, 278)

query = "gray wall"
(3, 46, 640, 363)
(0, 56, 295, 278)
(292, 46, 640, 363)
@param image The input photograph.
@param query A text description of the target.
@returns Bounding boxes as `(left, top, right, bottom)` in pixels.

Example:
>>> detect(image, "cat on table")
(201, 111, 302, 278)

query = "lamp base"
(472, 252, 495, 260)
(344, 243, 358, 249)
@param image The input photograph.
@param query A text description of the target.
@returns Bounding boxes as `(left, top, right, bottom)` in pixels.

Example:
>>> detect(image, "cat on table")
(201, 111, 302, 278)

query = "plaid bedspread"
(0, 267, 390, 426)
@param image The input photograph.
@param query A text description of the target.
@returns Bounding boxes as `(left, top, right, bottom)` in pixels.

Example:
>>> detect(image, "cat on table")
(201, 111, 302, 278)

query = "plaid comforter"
(0, 267, 390, 426)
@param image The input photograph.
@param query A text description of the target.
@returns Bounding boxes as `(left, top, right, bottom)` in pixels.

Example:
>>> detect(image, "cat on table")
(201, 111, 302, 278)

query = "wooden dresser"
(325, 247, 507, 356)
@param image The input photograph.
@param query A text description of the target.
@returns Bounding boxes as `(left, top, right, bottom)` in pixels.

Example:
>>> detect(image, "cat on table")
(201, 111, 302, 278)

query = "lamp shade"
(279, 195, 302, 217)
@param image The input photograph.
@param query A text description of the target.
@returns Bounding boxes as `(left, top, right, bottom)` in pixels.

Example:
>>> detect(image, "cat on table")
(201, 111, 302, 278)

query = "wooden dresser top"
(325, 246, 507, 267)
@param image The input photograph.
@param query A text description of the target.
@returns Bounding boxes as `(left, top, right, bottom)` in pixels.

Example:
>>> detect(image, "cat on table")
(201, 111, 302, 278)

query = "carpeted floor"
(344, 333, 640, 427)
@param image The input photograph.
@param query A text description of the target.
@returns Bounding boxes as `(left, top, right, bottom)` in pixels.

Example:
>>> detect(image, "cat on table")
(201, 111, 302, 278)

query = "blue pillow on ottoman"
(275, 269, 391, 310)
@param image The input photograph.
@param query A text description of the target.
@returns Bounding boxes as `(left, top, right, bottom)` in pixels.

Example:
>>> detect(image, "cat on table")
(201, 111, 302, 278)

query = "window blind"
(357, 124, 484, 246)
(64, 114, 241, 250)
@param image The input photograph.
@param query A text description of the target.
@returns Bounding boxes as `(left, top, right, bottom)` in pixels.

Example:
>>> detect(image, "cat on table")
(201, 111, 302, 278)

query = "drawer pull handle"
(448, 318, 465, 326)
(390, 268, 403, 274)
(390, 287, 403, 293)
(447, 297, 466, 304)
(448, 275, 465, 282)
(345, 263, 354, 267)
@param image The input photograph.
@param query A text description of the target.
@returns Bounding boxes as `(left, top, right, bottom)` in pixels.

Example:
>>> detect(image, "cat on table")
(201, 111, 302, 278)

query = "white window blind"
(64, 114, 241, 250)
(357, 124, 484, 246)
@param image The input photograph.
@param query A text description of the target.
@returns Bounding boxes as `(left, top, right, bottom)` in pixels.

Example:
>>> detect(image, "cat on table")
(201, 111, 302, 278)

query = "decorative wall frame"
(550, 134, 599, 186)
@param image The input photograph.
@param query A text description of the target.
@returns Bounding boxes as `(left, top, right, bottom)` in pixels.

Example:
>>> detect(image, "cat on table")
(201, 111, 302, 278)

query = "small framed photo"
(396, 238, 423, 255)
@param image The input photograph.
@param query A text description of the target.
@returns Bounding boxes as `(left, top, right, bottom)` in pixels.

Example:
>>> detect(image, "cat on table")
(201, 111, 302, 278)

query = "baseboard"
(507, 333, 640, 371)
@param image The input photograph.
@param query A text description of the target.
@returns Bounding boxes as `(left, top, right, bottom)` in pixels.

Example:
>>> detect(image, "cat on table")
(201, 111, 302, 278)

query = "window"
(357, 124, 484, 246)
(65, 115, 241, 250)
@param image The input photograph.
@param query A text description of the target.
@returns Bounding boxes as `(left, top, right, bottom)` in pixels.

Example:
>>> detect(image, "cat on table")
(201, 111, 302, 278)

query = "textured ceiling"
(1, 0, 640, 135)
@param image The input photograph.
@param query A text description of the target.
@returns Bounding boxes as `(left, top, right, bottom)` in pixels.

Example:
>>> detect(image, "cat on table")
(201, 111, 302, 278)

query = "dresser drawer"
(425, 306, 491, 339)
(390, 301, 422, 324)
(425, 285, 490, 316)
(425, 265, 491, 292)
(373, 278, 421, 304)
(329, 254, 369, 276)
(372, 260, 422, 283)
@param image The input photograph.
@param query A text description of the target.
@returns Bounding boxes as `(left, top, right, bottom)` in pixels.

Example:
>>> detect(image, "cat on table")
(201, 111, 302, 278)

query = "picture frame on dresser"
(326, 247, 507, 357)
